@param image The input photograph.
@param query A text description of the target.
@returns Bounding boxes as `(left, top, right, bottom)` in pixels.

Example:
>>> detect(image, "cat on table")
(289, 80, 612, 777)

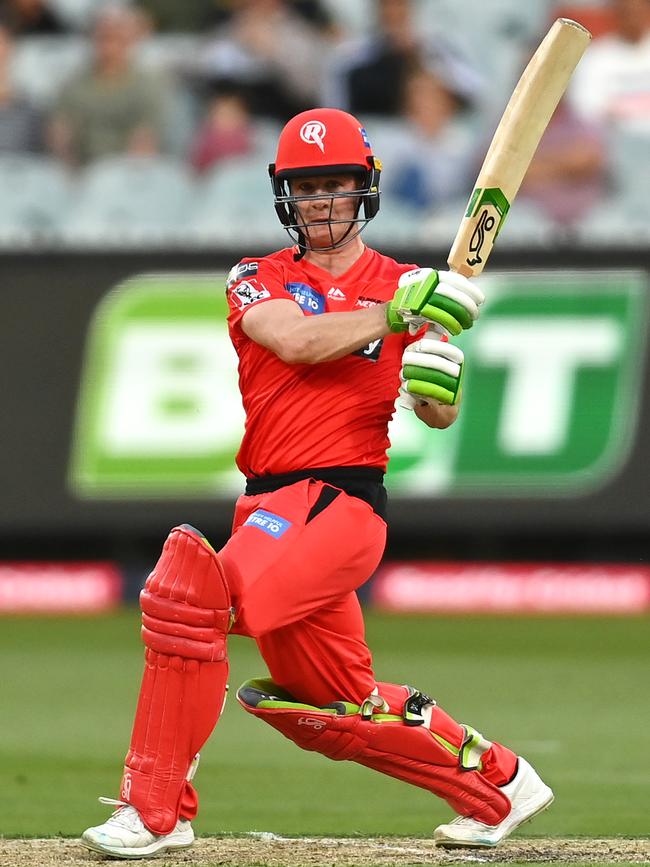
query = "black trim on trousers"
(244, 466, 387, 519)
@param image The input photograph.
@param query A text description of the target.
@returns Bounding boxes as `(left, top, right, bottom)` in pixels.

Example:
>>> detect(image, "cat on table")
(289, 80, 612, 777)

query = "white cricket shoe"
(433, 757, 554, 848)
(81, 797, 194, 859)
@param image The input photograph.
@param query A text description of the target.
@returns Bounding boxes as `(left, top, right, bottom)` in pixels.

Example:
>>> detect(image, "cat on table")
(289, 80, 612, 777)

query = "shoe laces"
(449, 814, 489, 829)
(98, 797, 147, 832)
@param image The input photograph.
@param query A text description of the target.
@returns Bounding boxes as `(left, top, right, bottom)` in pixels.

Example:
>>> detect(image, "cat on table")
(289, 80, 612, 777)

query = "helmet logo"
(300, 120, 326, 152)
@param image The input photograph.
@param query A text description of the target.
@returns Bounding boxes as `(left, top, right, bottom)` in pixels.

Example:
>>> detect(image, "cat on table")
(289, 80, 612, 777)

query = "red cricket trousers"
(219, 477, 385, 706)
(170, 477, 515, 823)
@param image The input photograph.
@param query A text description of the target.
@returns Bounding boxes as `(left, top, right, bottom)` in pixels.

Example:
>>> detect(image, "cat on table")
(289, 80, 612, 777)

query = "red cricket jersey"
(226, 245, 418, 477)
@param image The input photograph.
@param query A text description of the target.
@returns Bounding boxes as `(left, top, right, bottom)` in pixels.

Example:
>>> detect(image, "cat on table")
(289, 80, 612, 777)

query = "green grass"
(0, 611, 648, 838)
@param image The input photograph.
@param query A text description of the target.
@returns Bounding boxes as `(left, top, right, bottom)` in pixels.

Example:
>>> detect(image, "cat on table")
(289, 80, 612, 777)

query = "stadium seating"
(2, 1, 647, 249)
(0, 155, 72, 243)
(416, 195, 556, 249)
(609, 129, 650, 222)
(62, 156, 197, 244)
(12, 37, 89, 108)
(135, 34, 202, 73)
(48, 0, 106, 30)
(188, 157, 285, 246)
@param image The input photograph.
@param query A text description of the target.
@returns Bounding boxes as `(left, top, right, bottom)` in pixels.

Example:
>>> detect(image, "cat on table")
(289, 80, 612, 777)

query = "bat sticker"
(463, 187, 511, 268)
(466, 209, 496, 267)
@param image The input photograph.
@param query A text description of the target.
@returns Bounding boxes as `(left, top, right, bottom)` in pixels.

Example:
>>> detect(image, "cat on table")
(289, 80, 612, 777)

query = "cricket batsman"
(82, 108, 554, 858)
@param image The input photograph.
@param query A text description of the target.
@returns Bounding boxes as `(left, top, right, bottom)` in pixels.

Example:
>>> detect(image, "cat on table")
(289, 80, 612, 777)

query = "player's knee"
(141, 524, 233, 661)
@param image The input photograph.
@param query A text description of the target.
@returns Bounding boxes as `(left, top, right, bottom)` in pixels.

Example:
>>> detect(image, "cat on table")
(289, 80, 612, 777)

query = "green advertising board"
(70, 271, 647, 499)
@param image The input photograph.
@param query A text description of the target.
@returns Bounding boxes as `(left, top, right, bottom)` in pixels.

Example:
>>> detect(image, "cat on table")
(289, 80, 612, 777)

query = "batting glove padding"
(387, 268, 485, 336)
(401, 338, 464, 406)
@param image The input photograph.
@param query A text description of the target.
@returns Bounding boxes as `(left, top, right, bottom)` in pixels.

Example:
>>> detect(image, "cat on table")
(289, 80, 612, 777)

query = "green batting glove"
(400, 338, 465, 407)
(387, 268, 485, 336)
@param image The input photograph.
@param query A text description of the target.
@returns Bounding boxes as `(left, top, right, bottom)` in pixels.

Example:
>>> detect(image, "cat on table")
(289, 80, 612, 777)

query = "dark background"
(2, 243, 649, 578)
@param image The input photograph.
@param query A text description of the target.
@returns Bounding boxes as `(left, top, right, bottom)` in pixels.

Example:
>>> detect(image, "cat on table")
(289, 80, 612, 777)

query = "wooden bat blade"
(447, 18, 591, 278)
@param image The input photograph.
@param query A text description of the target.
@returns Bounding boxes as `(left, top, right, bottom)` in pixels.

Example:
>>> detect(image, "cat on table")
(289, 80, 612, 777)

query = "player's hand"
(387, 268, 484, 336)
(399, 337, 464, 406)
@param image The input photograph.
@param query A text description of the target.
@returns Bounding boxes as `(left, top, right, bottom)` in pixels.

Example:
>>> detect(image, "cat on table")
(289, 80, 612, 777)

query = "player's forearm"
(280, 303, 391, 364)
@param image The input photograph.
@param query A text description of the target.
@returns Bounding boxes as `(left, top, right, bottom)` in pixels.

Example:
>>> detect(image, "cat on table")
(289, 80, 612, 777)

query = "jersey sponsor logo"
(244, 509, 292, 538)
(300, 120, 326, 152)
(328, 287, 346, 300)
(353, 338, 383, 362)
(286, 282, 325, 314)
(232, 279, 271, 309)
(226, 261, 259, 289)
(356, 296, 382, 308)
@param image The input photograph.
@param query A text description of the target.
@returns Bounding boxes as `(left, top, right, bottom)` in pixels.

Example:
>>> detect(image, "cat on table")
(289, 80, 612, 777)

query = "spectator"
(49, 5, 169, 166)
(567, 0, 650, 133)
(197, 0, 328, 121)
(136, 0, 229, 32)
(3, 0, 67, 35)
(0, 21, 45, 153)
(323, 0, 482, 116)
(519, 99, 607, 225)
(383, 63, 477, 211)
(189, 83, 254, 174)
(137, 0, 334, 33)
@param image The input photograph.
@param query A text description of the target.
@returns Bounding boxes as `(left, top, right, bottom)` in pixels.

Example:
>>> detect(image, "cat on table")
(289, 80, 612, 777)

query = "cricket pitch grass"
(2, 611, 648, 866)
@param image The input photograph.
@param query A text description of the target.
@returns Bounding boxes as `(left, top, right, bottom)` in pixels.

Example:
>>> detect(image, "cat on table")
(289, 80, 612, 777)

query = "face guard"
(269, 108, 381, 253)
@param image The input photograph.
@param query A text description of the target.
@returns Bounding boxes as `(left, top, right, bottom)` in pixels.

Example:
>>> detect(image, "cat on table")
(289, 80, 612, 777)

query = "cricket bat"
(447, 18, 592, 277)
(400, 18, 591, 410)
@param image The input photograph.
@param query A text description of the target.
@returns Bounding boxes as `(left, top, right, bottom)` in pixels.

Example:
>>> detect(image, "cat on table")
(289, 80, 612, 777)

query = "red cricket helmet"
(269, 108, 381, 251)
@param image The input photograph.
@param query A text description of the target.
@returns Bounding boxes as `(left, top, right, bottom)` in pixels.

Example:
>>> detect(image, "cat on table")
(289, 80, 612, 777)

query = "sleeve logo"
(233, 279, 271, 309)
(227, 261, 259, 289)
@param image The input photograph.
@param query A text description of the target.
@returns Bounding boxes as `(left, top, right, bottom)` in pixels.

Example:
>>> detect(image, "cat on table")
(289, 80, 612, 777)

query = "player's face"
(289, 174, 360, 248)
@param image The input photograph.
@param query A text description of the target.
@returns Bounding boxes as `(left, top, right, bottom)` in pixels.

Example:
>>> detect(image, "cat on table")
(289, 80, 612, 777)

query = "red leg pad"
(237, 679, 511, 826)
(122, 525, 232, 835)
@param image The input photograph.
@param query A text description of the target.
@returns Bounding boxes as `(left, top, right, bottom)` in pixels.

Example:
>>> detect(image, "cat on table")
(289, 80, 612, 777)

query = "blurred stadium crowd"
(0, 0, 648, 247)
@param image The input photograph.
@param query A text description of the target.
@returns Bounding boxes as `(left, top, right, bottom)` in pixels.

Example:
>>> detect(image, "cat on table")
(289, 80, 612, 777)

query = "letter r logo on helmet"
(300, 120, 326, 152)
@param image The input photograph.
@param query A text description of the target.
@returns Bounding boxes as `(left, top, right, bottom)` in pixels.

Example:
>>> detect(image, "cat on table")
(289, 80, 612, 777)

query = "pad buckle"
(186, 753, 200, 781)
(360, 692, 389, 721)
(403, 687, 436, 726)
(459, 725, 492, 771)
